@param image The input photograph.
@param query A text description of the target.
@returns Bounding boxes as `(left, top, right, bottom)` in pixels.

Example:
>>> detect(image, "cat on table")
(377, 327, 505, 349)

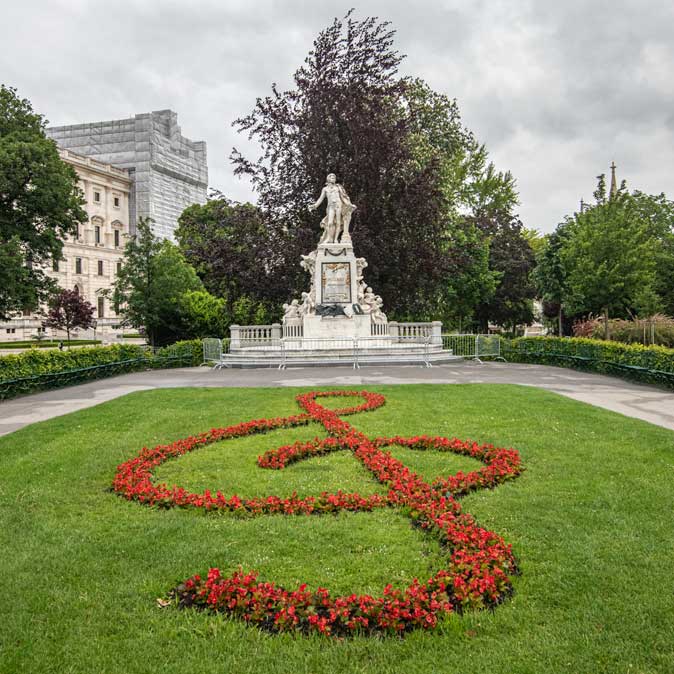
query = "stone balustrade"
(370, 322, 389, 336)
(231, 320, 443, 349)
(230, 324, 282, 349)
(388, 321, 442, 344)
(283, 322, 304, 339)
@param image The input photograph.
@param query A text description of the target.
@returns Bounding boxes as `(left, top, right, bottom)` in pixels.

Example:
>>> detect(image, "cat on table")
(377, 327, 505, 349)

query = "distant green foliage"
(471, 211, 537, 332)
(534, 176, 674, 336)
(562, 178, 657, 330)
(180, 290, 230, 338)
(504, 336, 674, 388)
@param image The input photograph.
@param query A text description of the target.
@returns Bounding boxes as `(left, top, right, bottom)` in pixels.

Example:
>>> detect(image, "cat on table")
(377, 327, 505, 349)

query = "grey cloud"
(2, 0, 673, 231)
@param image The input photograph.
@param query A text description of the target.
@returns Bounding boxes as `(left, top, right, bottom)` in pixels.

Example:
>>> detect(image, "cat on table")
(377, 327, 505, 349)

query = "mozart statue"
(308, 173, 356, 244)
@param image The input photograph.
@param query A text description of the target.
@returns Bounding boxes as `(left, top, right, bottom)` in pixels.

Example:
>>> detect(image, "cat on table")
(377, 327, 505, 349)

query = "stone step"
(214, 348, 459, 369)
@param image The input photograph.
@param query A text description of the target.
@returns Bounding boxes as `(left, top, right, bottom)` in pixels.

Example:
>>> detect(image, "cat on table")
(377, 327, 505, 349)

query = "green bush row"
(502, 336, 674, 388)
(0, 340, 203, 401)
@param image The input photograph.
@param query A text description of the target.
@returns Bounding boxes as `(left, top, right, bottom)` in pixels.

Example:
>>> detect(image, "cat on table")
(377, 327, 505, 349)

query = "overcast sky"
(2, 0, 673, 232)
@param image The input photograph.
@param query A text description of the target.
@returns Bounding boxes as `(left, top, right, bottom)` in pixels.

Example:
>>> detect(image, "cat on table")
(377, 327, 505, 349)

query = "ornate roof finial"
(609, 161, 618, 199)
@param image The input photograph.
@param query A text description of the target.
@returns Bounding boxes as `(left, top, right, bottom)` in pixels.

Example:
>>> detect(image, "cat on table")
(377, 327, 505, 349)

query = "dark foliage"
(42, 288, 95, 343)
(176, 197, 281, 318)
(472, 211, 537, 332)
(230, 13, 452, 318)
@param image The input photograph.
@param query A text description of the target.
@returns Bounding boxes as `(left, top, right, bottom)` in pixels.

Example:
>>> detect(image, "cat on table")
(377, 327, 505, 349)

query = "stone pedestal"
(313, 243, 359, 306)
(303, 314, 373, 340)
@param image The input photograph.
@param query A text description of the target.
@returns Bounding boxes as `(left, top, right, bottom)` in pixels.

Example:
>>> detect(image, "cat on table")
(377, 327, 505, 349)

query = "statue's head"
(326, 173, 336, 184)
(291, 299, 299, 306)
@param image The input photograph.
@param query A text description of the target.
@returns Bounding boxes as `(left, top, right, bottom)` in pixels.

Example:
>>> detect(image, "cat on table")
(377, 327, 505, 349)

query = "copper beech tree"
(228, 12, 517, 321)
(42, 288, 95, 345)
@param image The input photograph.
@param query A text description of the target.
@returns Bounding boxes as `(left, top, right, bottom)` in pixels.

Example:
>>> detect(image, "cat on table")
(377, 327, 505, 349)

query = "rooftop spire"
(609, 161, 618, 199)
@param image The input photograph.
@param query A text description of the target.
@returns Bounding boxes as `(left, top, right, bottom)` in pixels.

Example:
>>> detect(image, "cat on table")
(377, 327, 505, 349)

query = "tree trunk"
(558, 306, 563, 337)
(603, 308, 610, 340)
(66, 326, 70, 348)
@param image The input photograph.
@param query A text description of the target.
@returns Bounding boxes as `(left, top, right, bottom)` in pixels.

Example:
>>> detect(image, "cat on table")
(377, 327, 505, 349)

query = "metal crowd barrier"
(205, 336, 438, 369)
(204, 334, 506, 370)
(441, 334, 506, 363)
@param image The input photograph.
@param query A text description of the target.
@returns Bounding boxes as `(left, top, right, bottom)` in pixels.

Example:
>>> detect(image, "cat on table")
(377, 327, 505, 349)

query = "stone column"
(388, 321, 399, 342)
(271, 323, 282, 344)
(230, 324, 241, 350)
(431, 321, 443, 346)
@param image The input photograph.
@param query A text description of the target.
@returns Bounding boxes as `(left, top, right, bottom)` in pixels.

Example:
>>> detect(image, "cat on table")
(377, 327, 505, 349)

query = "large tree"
(534, 224, 570, 336)
(230, 12, 516, 321)
(110, 218, 202, 346)
(560, 176, 658, 337)
(0, 85, 87, 319)
(472, 211, 537, 333)
(176, 197, 281, 321)
(628, 190, 674, 316)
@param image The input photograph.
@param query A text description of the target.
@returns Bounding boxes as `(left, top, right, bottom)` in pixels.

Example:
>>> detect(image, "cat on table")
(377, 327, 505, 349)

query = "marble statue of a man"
(309, 173, 356, 244)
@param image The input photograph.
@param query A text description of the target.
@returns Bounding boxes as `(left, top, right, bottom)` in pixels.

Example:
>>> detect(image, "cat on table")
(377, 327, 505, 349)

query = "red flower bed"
(113, 390, 523, 636)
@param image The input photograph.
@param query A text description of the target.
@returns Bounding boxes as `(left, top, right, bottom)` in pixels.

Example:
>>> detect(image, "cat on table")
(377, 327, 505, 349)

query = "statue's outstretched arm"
(309, 187, 327, 211)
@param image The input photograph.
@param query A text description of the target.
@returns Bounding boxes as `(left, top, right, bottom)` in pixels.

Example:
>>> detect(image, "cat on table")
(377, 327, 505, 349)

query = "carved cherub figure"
(300, 250, 317, 276)
(282, 299, 302, 320)
(299, 290, 316, 316)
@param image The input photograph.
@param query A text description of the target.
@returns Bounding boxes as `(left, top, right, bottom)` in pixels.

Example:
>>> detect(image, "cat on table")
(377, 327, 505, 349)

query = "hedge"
(0, 340, 203, 401)
(0, 340, 102, 349)
(502, 336, 674, 389)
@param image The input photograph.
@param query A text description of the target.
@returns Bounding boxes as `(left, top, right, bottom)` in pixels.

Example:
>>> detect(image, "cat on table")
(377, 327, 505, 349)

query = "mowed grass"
(0, 384, 673, 674)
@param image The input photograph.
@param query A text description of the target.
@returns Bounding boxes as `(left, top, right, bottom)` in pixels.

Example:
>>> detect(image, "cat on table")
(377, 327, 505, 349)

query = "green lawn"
(1, 384, 672, 674)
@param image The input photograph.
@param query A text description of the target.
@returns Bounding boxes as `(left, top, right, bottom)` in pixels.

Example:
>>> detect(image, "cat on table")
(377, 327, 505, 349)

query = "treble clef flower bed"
(112, 391, 524, 636)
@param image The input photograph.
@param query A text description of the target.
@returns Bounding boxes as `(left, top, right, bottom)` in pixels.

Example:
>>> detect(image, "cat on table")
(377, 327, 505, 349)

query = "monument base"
(303, 313, 375, 340)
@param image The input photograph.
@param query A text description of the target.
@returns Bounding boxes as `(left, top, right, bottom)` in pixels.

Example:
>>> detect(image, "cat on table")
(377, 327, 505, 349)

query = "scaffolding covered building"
(47, 109, 208, 240)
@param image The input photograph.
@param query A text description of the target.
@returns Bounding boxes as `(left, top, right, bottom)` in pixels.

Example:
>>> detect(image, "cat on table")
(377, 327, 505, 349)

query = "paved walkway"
(1, 363, 673, 437)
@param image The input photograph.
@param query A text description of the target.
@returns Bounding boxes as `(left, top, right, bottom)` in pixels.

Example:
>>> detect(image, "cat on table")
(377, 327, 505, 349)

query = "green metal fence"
(503, 338, 674, 389)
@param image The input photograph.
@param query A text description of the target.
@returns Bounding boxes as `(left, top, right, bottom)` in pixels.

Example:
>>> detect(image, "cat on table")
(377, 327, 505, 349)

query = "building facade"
(1, 149, 132, 342)
(47, 109, 208, 240)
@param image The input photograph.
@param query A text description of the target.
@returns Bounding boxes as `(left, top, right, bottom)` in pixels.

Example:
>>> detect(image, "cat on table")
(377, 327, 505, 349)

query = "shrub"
(0, 340, 202, 400)
(572, 314, 674, 347)
(503, 336, 674, 388)
(153, 340, 203, 368)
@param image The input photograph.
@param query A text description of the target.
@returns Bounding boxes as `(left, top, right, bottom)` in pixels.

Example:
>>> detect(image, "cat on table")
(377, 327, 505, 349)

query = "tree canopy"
(229, 12, 519, 323)
(42, 288, 95, 344)
(472, 211, 536, 333)
(533, 174, 674, 337)
(0, 85, 87, 319)
(176, 197, 278, 324)
(110, 218, 203, 346)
